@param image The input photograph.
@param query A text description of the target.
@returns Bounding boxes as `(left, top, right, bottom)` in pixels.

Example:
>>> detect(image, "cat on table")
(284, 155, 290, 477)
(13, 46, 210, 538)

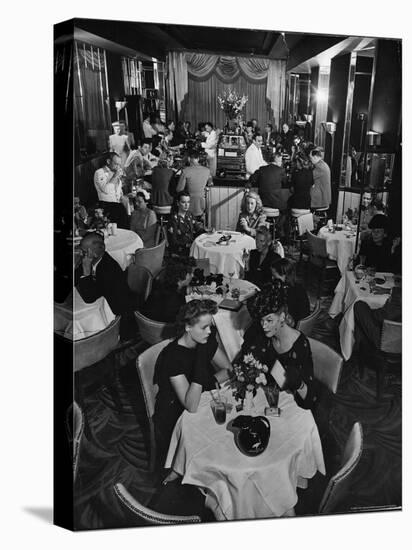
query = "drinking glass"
(228, 271, 235, 286)
(211, 397, 227, 425)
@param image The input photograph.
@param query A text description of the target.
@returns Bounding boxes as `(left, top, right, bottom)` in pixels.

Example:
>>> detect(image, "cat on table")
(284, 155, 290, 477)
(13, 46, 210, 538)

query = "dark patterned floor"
(72, 256, 401, 529)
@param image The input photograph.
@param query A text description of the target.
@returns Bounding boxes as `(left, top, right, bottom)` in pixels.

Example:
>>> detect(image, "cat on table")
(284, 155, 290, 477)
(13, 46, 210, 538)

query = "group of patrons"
(153, 279, 317, 466)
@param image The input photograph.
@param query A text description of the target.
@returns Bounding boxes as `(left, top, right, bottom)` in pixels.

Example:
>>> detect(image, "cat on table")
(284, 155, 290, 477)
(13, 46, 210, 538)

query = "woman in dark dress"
(270, 257, 310, 324)
(240, 282, 318, 410)
(153, 299, 232, 465)
(245, 225, 281, 287)
(167, 191, 204, 256)
(289, 151, 313, 210)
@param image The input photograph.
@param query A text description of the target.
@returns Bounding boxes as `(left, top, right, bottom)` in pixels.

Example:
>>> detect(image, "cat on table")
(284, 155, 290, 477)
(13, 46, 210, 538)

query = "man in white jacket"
(201, 122, 218, 176)
(245, 134, 267, 177)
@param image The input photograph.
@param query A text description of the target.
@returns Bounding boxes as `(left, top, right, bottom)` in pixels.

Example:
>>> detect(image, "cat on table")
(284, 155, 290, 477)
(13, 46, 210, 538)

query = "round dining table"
(165, 387, 325, 521)
(328, 270, 395, 360)
(318, 225, 357, 274)
(104, 228, 143, 270)
(54, 288, 116, 341)
(190, 232, 256, 278)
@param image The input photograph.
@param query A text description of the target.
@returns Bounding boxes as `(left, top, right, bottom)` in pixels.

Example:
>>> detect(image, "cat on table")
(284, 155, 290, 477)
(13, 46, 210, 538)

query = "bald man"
(75, 232, 132, 316)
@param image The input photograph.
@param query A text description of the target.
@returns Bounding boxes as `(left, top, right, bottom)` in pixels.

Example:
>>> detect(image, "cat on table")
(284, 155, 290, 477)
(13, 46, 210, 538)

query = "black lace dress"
(240, 327, 318, 410)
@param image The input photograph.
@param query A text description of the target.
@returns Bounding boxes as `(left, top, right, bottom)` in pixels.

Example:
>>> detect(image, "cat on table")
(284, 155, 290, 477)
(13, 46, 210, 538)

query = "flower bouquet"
(217, 90, 248, 122)
(231, 352, 268, 402)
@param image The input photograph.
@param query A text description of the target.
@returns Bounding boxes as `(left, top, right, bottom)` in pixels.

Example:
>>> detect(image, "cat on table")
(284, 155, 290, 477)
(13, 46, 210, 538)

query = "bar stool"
(290, 208, 311, 246)
(262, 207, 280, 240)
(153, 205, 172, 230)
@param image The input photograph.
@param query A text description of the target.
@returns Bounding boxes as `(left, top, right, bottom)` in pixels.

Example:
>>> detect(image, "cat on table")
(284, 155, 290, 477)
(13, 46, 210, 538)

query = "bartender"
(245, 134, 267, 178)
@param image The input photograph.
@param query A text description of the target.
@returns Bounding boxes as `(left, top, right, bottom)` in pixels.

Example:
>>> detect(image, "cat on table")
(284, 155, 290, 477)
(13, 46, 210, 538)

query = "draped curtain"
(167, 51, 286, 129)
(74, 42, 111, 159)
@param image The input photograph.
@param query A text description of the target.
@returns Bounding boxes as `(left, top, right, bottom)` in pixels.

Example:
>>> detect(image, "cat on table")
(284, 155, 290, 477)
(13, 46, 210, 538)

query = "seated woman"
(87, 205, 109, 231)
(143, 257, 195, 323)
(236, 191, 266, 237)
(167, 191, 204, 256)
(244, 225, 282, 287)
(270, 257, 310, 325)
(129, 191, 158, 248)
(153, 299, 232, 465)
(240, 281, 318, 410)
(151, 155, 175, 207)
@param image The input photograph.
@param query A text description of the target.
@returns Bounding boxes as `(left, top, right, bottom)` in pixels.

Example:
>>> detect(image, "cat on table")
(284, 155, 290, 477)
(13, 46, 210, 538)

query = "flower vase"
(243, 390, 255, 412)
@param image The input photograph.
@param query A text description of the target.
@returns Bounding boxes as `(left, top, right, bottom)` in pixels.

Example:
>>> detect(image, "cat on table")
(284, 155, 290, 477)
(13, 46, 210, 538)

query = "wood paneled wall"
(209, 186, 248, 230)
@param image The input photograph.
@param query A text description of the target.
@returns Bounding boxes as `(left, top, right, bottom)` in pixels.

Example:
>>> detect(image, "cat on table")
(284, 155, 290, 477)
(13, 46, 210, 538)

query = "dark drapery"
(166, 51, 286, 129)
(74, 42, 111, 160)
(182, 74, 270, 130)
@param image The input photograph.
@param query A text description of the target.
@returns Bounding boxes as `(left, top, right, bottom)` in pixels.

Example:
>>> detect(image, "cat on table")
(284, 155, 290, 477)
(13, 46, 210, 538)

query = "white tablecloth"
(165, 388, 325, 520)
(190, 232, 256, 278)
(318, 226, 356, 274)
(54, 288, 116, 341)
(105, 228, 143, 270)
(186, 278, 257, 362)
(329, 271, 394, 360)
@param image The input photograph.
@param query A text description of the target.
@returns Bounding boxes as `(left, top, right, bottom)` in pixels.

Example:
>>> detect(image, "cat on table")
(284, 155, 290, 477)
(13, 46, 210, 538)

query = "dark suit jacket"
(143, 287, 186, 323)
(256, 164, 290, 210)
(75, 252, 132, 315)
(245, 248, 281, 287)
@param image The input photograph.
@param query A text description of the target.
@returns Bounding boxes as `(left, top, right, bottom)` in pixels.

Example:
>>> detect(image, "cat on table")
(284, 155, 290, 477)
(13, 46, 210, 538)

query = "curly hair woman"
(236, 191, 266, 237)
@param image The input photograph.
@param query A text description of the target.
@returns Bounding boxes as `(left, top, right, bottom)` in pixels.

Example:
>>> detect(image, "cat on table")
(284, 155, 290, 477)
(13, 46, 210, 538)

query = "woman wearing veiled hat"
(235, 281, 319, 410)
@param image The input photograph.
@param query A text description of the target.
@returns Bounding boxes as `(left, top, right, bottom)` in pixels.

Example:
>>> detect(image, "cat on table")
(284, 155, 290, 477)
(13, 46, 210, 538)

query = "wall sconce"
(366, 130, 382, 147)
(322, 121, 337, 135)
(316, 89, 328, 103)
(115, 100, 127, 121)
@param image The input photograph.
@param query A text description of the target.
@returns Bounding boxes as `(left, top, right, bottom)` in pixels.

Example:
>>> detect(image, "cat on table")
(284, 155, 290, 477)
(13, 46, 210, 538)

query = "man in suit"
(75, 232, 133, 316)
(309, 148, 331, 210)
(254, 152, 290, 240)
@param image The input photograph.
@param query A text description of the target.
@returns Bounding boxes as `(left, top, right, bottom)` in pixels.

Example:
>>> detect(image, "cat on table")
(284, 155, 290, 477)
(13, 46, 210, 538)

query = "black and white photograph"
(3, 0, 411, 547)
(52, 13, 404, 532)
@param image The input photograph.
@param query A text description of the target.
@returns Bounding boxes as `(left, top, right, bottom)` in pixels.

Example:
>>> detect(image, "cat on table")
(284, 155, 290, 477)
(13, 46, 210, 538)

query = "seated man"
(254, 151, 290, 240)
(143, 257, 195, 323)
(244, 225, 281, 287)
(358, 214, 397, 272)
(176, 151, 213, 218)
(75, 232, 133, 316)
(94, 152, 129, 229)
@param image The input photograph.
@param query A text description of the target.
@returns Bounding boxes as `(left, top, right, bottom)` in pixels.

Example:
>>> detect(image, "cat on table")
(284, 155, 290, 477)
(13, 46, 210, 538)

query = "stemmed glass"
(228, 271, 235, 287)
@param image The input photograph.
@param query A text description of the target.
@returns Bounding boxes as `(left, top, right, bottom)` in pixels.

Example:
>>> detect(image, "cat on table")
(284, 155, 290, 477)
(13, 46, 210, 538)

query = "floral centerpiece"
(231, 352, 268, 402)
(217, 90, 248, 123)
